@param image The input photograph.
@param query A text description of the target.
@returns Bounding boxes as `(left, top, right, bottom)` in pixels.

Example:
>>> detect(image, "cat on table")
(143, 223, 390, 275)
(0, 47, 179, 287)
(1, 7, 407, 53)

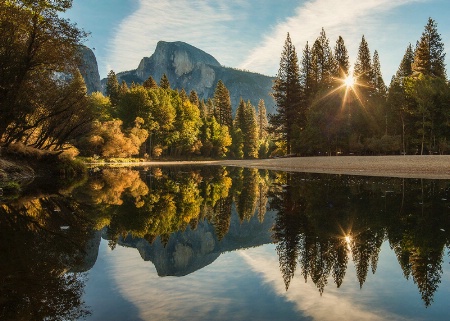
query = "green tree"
(234, 99, 258, 158)
(160, 73, 171, 89)
(143, 75, 158, 89)
(396, 44, 414, 79)
(256, 99, 269, 140)
(354, 35, 373, 86)
(386, 45, 416, 152)
(189, 90, 200, 107)
(412, 18, 446, 79)
(213, 80, 233, 128)
(311, 28, 335, 88)
(88, 92, 113, 121)
(270, 33, 303, 155)
(106, 70, 120, 107)
(200, 117, 232, 158)
(405, 74, 450, 154)
(372, 51, 387, 96)
(116, 85, 153, 129)
(172, 95, 202, 156)
(334, 36, 350, 78)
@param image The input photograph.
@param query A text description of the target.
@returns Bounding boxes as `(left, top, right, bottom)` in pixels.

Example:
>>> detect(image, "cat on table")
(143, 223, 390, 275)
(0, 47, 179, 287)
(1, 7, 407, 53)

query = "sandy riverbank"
(137, 155, 450, 179)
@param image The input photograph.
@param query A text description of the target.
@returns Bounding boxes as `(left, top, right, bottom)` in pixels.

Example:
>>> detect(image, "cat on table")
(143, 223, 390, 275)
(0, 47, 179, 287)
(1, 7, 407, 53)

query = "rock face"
(108, 41, 275, 112)
(78, 46, 101, 94)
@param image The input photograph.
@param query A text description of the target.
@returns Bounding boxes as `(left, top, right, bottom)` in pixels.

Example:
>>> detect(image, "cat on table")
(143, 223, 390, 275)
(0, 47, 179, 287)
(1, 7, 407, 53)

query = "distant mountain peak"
(154, 40, 221, 67)
(103, 40, 275, 112)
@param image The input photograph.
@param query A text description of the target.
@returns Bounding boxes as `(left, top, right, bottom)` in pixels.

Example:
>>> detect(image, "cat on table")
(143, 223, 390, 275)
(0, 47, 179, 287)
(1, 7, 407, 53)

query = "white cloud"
(239, 0, 425, 78)
(105, 0, 431, 82)
(106, 0, 249, 73)
(238, 246, 409, 321)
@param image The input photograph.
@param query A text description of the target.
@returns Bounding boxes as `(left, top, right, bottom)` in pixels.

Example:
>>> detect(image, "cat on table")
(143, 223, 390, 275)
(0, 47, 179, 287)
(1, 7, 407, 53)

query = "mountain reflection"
(1, 166, 450, 319)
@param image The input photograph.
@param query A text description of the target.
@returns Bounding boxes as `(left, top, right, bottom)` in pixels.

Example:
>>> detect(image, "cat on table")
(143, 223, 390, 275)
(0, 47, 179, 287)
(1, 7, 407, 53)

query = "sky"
(65, 0, 450, 82)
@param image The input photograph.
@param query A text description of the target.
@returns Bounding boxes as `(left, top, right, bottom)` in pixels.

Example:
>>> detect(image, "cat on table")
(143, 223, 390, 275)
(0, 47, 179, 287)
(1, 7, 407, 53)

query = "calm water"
(1, 166, 450, 320)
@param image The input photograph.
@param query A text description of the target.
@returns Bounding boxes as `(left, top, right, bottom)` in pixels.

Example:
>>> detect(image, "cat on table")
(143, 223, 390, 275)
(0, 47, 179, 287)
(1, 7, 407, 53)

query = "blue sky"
(66, 0, 450, 82)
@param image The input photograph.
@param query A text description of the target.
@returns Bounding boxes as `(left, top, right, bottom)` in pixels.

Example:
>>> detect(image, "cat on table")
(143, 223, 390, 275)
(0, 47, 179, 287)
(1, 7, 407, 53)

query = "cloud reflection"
(239, 246, 409, 321)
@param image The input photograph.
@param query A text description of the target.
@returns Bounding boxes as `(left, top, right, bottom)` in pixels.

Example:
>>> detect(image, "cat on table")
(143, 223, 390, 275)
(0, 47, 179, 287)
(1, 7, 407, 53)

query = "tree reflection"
(270, 173, 450, 306)
(76, 166, 270, 248)
(5, 165, 450, 316)
(0, 195, 94, 320)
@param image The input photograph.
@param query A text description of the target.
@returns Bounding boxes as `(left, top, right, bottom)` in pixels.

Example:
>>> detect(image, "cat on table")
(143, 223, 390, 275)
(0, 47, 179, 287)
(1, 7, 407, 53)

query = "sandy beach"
(139, 155, 450, 179)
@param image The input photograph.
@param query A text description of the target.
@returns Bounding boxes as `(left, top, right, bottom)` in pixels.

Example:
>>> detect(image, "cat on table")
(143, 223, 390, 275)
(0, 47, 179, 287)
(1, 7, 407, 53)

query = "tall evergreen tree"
(300, 41, 315, 104)
(311, 28, 335, 87)
(256, 99, 269, 140)
(334, 36, 350, 78)
(412, 18, 446, 78)
(234, 99, 258, 158)
(213, 80, 233, 128)
(372, 51, 387, 96)
(189, 90, 199, 107)
(179, 88, 188, 102)
(206, 98, 215, 118)
(396, 44, 414, 79)
(119, 80, 129, 96)
(106, 70, 120, 106)
(354, 35, 373, 86)
(160, 73, 170, 89)
(270, 33, 303, 154)
(143, 75, 158, 89)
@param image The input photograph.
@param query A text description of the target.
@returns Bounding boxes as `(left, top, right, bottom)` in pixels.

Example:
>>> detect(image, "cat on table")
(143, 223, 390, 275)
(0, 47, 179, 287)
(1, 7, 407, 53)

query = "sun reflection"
(344, 234, 352, 251)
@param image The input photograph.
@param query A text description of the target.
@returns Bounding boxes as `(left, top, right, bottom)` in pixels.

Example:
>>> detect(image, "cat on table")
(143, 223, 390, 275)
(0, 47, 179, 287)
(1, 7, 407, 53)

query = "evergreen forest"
(1, 1, 449, 161)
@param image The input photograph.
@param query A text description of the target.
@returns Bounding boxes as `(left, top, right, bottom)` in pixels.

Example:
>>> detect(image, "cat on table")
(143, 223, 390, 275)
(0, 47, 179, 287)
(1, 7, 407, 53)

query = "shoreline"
(131, 155, 450, 179)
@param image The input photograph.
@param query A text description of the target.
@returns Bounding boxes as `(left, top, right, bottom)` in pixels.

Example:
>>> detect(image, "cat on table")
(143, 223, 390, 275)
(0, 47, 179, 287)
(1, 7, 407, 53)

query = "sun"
(344, 75, 355, 88)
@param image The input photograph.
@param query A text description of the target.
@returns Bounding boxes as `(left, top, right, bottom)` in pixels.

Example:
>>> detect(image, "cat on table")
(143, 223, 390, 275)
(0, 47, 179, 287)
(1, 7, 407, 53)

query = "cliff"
(78, 45, 102, 94)
(105, 41, 275, 112)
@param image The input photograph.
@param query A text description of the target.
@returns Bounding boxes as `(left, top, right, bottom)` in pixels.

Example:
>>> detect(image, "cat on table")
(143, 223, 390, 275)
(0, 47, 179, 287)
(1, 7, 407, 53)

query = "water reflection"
(270, 173, 450, 306)
(0, 191, 96, 320)
(1, 166, 450, 319)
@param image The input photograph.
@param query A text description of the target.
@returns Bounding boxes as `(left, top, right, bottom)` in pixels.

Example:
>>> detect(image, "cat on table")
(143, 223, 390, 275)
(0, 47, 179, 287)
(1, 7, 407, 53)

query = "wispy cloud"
(240, 0, 425, 78)
(106, 0, 249, 73)
(106, 0, 431, 81)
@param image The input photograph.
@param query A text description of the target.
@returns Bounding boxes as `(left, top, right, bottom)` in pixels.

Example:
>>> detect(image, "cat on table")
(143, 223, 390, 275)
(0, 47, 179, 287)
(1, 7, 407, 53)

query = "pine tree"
(372, 51, 387, 96)
(396, 44, 414, 79)
(354, 35, 373, 86)
(106, 70, 120, 106)
(234, 99, 258, 158)
(412, 18, 446, 78)
(256, 99, 269, 140)
(198, 100, 207, 119)
(179, 88, 188, 102)
(206, 98, 215, 117)
(334, 36, 350, 78)
(189, 90, 199, 107)
(270, 33, 303, 154)
(119, 80, 129, 96)
(160, 73, 170, 89)
(213, 80, 233, 128)
(143, 75, 158, 89)
(311, 28, 335, 87)
(300, 41, 316, 103)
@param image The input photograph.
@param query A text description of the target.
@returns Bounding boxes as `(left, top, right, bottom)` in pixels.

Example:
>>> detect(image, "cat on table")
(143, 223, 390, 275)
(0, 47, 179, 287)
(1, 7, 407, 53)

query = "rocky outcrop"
(106, 41, 275, 113)
(78, 46, 101, 94)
